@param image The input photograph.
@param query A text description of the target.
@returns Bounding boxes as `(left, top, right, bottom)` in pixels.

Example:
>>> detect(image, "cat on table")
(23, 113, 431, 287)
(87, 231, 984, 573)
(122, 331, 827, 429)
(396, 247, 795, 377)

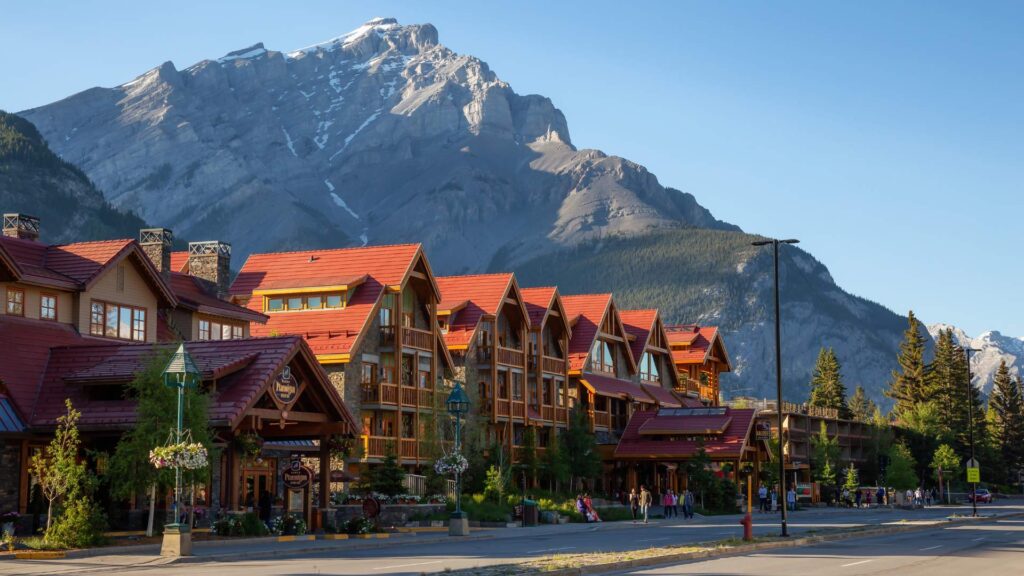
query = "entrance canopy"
(614, 407, 756, 461)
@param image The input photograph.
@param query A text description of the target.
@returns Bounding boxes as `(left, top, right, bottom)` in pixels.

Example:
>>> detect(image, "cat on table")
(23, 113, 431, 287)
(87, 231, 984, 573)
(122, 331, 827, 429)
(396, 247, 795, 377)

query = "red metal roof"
(0, 315, 85, 421)
(520, 286, 557, 329)
(561, 294, 612, 371)
(170, 272, 267, 324)
(614, 408, 755, 460)
(639, 383, 682, 408)
(666, 325, 731, 371)
(619, 309, 658, 362)
(32, 336, 358, 434)
(580, 373, 647, 402)
(637, 414, 732, 435)
(231, 244, 427, 297)
(170, 251, 189, 273)
(435, 273, 516, 349)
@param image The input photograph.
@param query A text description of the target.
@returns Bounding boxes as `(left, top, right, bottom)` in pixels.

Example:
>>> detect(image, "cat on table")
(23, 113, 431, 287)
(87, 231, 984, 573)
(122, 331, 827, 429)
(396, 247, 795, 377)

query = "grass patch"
(19, 537, 66, 551)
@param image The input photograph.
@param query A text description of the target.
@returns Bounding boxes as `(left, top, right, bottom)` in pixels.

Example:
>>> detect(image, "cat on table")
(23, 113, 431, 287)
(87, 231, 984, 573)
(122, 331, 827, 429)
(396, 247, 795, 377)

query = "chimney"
(188, 241, 231, 300)
(139, 228, 174, 280)
(2, 213, 40, 241)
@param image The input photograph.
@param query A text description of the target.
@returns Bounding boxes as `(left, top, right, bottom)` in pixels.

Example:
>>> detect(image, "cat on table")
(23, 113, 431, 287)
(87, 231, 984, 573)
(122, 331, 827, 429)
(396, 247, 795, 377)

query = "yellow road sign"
(967, 467, 980, 483)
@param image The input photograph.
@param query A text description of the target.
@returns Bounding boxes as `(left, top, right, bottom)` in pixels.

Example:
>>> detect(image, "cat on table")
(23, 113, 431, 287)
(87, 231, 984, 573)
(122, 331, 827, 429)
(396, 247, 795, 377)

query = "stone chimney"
(2, 213, 40, 241)
(139, 228, 174, 280)
(188, 241, 231, 300)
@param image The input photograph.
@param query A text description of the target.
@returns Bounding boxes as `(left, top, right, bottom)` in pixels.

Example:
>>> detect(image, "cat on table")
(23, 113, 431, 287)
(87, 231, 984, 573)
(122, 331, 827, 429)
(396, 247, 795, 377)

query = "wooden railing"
(542, 356, 564, 374)
(362, 383, 399, 405)
(401, 386, 418, 406)
(555, 407, 568, 423)
(496, 346, 524, 366)
(402, 327, 433, 350)
(401, 438, 417, 459)
(541, 405, 554, 420)
(511, 402, 525, 419)
(591, 410, 611, 429)
(496, 399, 510, 417)
(365, 436, 389, 458)
(418, 389, 435, 408)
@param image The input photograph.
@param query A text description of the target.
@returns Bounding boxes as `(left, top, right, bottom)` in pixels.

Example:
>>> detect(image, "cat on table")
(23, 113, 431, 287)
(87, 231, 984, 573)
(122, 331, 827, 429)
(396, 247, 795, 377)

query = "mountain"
(512, 229, 909, 404)
(18, 17, 735, 271)
(927, 323, 1023, 394)
(0, 111, 145, 243)
(15, 18, 912, 406)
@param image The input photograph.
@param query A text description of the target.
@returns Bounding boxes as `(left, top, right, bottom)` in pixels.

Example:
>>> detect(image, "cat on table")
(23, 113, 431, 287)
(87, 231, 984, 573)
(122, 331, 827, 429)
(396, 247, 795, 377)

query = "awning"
(640, 384, 682, 407)
(0, 396, 25, 433)
(580, 373, 644, 401)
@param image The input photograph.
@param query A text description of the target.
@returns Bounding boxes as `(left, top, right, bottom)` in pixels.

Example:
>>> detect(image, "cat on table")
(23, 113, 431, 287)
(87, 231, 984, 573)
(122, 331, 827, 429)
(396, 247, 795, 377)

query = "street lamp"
(446, 380, 470, 535)
(751, 237, 799, 537)
(161, 343, 200, 555)
(964, 346, 980, 517)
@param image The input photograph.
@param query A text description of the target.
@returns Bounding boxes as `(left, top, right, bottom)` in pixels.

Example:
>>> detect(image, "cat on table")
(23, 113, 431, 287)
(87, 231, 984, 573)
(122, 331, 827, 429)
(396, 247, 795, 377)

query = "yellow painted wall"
(0, 282, 74, 324)
(79, 259, 159, 341)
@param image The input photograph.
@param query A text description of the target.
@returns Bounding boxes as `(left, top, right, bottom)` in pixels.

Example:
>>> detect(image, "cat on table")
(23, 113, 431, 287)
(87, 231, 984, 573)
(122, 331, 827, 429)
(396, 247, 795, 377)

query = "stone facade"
(187, 241, 231, 299)
(330, 503, 445, 527)
(0, 440, 20, 517)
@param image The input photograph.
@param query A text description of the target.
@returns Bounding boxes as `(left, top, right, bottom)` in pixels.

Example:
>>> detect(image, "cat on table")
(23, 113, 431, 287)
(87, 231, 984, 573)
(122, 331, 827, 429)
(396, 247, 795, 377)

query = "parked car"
(967, 488, 993, 503)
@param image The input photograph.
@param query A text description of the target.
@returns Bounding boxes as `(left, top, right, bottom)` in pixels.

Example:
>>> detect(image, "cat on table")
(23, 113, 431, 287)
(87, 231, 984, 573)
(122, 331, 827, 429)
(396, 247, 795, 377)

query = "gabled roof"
(666, 325, 733, 372)
(619, 309, 659, 362)
(520, 286, 572, 340)
(0, 242, 22, 282)
(231, 244, 437, 358)
(0, 236, 177, 306)
(170, 272, 268, 324)
(561, 293, 637, 374)
(231, 244, 435, 299)
(435, 273, 529, 350)
(614, 408, 755, 461)
(32, 336, 358, 434)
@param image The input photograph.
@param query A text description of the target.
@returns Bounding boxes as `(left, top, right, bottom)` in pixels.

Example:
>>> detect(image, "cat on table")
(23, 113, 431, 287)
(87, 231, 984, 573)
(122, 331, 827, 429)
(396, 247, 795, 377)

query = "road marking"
(919, 545, 943, 551)
(372, 560, 442, 570)
(973, 537, 986, 541)
(638, 537, 671, 542)
(841, 560, 873, 568)
(526, 546, 576, 554)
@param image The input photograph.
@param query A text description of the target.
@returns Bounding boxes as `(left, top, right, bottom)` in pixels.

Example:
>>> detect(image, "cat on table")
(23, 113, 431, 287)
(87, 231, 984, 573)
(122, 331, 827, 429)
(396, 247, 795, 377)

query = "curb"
(536, 511, 1024, 576)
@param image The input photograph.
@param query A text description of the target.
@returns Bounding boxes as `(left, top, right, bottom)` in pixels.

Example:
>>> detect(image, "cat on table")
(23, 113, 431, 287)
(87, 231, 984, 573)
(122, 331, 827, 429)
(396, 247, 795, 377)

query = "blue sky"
(3, 1, 1022, 336)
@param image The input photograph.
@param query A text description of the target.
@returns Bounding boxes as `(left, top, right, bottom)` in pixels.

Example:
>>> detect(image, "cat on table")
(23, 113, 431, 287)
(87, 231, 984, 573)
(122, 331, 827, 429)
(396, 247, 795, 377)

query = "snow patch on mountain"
(928, 323, 1023, 393)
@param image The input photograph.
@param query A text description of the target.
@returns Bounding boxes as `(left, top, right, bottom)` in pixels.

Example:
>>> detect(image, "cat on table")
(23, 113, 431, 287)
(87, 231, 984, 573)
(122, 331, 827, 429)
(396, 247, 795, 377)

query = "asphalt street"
(4, 503, 1022, 575)
(618, 516, 1024, 575)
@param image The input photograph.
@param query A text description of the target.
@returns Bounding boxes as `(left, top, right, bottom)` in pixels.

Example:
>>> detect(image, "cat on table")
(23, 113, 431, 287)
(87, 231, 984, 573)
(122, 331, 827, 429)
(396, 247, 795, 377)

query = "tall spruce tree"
(928, 329, 986, 454)
(848, 386, 877, 423)
(988, 363, 1024, 475)
(808, 347, 851, 418)
(886, 311, 930, 418)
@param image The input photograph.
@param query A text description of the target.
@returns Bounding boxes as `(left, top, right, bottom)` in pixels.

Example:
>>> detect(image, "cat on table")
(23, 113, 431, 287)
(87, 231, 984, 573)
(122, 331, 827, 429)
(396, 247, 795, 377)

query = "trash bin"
(522, 499, 539, 527)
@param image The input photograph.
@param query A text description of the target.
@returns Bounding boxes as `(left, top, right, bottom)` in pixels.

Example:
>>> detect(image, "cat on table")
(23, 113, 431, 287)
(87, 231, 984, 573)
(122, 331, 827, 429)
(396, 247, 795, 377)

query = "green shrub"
(239, 512, 268, 536)
(45, 497, 107, 549)
(345, 516, 376, 534)
(471, 493, 486, 505)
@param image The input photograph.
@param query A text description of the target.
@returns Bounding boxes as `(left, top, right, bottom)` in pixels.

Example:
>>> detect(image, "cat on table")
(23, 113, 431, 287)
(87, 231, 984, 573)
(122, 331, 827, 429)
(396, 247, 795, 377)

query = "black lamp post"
(446, 381, 470, 522)
(751, 237, 799, 537)
(160, 343, 200, 555)
(964, 346, 980, 517)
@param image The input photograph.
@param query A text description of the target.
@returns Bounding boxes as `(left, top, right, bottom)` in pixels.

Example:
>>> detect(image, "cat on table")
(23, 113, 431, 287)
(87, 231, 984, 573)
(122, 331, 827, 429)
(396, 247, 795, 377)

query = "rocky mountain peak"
(927, 323, 1023, 393)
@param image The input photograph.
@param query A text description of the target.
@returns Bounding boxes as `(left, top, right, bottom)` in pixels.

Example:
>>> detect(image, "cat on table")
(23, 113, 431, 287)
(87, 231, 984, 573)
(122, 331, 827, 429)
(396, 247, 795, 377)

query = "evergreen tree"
(988, 363, 1024, 476)
(518, 426, 540, 488)
(928, 330, 987, 453)
(370, 446, 407, 497)
(886, 311, 930, 418)
(808, 347, 850, 418)
(811, 421, 840, 487)
(541, 429, 569, 492)
(848, 386, 877, 423)
(563, 409, 601, 491)
(843, 463, 859, 493)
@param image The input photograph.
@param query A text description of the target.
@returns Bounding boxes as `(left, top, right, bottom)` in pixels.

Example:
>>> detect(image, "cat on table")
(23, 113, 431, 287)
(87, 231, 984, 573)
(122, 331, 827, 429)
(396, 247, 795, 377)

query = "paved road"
(5, 503, 1022, 576)
(617, 515, 1024, 575)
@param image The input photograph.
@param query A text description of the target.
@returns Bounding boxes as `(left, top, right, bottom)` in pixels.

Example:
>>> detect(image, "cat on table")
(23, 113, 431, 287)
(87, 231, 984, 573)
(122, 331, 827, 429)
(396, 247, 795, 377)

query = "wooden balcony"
(400, 438, 417, 459)
(402, 327, 433, 350)
(511, 401, 525, 419)
(542, 356, 565, 374)
(418, 388, 435, 409)
(555, 407, 568, 423)
(591, 410, 611, 429)
(361, 383, 399, 405)
(364, 435, 389, 458)
(401, 386, 418, 406)
(539, 405, 554, 421)
(496, 346, 524, 366)
(496, 399, 510, 417)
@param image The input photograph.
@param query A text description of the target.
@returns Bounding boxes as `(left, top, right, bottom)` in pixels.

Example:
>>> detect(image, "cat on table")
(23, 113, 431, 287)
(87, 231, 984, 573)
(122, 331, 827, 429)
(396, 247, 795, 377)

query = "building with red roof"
(520, 287, 572, 431)
(230, 243, 454, 473)
(665, 324, 733, 406)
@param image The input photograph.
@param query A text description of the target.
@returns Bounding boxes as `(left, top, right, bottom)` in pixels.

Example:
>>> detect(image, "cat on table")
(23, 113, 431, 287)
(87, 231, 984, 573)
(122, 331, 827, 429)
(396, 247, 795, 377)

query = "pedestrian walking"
(787, 486, 796, 512)
(876, 486, 885, 507)
(855, 489, 862, 508)
(770, 487, 778, 512)
(629, 488, 639, 524)
(671, 489, 679, 518)
(683, 489, 695, 519)
(662, 490, 673, 518)
(758, 484, 768, 513)
(639, 485, 652, 524)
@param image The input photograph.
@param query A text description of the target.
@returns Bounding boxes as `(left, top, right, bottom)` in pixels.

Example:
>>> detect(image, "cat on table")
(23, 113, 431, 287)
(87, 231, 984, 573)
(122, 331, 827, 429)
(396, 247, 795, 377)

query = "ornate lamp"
(160, 343, 200, 556)
(445, 381, 470, 534)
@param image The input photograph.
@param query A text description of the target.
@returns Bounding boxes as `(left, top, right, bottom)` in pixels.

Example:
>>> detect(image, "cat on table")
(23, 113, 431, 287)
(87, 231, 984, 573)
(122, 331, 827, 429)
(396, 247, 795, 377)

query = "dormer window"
(640, 352, 660, 382)
(590, 339, 615, 374)
(40, 294, 57, 321)
(89, 300, 145, 341)
(266, 292, 347, 312)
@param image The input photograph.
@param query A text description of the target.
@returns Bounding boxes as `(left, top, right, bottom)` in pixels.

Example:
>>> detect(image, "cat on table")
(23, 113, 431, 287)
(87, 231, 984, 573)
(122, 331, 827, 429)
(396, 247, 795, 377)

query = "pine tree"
(848, 386, 877, 423)
(988, 363, 1024, 475)
(886, 311, 930, 418)
(563, 409, 601, 491)
(843, 463, 859, 493)
(370, 446, 407, 497)
(811, 421, 840, 487)
(885, 442, 918, 491)
(808, 347, 850, 418)
(928, 329, 986, 453)
(541, 429, 569, 492)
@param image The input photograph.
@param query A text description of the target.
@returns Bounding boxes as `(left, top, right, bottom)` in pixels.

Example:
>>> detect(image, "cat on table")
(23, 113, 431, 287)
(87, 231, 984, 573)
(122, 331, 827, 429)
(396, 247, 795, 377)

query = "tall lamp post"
(964, 346, 980, 517)
(751, 237, 799, 537)
(160, 343, 200, 556)
(446, 381, 470, 536)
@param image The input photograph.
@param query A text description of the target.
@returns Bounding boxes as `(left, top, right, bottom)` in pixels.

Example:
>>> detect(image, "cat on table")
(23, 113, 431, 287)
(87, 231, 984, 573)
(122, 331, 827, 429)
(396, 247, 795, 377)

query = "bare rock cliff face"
(20, 18, 734, 270)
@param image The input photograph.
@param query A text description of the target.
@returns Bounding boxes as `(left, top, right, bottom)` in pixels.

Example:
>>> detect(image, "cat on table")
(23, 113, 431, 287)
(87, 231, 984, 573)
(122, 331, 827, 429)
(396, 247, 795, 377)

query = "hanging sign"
(273, 366, 298, 405)
(282, 458, 312, 489)
(755, 419, 772, 441)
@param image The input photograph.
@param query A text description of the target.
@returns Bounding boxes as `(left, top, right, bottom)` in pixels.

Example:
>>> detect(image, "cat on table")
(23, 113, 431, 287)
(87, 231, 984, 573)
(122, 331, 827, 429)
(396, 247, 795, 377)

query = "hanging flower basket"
(235, 432, 263, 460)
(149, 442, 208, 470)
(433, 452, 469, 476)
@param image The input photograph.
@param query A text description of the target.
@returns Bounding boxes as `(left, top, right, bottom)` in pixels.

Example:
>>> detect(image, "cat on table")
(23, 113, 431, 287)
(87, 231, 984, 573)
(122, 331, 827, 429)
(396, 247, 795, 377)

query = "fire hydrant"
(740, 512, 753, 541)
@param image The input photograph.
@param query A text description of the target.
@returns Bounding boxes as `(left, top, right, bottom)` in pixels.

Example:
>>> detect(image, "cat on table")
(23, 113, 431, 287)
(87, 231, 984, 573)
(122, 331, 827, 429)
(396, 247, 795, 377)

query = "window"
(556, 379, 566, 407)
(401, 354, 414, 386)
(542, 377, 553, 406)
(267, 298, 284, 312)
(326, 294, 344, 308)
(287, 297, 303, 310)
(512, 372, 523, 401)
(381, 355, 396, 383)
(5, 288, 24, 316)
(361, 362, 378, 385)
(528, 379, 538, 408)
(640, 352, 660, 382)
(590, 340, 615, 373)
(380, 294, 395, 326)
(267, 292, 346, 312)
(497, 314, 521, 349)
(40, 294, 57, 320)
(198, 318, 242, 340)
(402, 289, 417, 327)
(478, 321, 492, 347)
(306, 295, 322, 309)
(497, 371, 509, 399)
(89, 301, 146, 341)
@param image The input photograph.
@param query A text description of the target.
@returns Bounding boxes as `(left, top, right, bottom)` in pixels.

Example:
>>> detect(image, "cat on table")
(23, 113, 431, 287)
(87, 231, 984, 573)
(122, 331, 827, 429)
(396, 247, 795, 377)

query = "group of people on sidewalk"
(575, 493, 602, 522)
(757, 484, 797, 512)
(625, 486, 694, 524)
